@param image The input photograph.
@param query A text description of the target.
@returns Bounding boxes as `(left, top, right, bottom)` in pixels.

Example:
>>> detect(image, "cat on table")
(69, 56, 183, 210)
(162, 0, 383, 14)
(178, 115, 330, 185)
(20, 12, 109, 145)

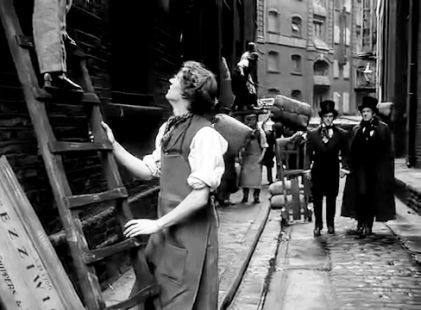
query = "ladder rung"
(36, 92, 100, 104)
(65, 187, 128, 209)
(84, 237, 144, 264)
(107, 284, 160, 310)
(49, 141, 113, 153)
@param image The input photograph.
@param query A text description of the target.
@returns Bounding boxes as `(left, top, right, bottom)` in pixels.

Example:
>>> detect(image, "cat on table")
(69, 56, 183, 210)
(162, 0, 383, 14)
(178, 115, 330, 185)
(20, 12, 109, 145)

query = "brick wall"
(0, 0, 161, 292)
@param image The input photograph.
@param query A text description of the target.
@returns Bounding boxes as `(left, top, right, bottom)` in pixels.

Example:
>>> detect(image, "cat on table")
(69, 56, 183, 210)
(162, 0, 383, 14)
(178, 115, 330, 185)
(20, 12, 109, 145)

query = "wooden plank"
(49, 141, 113, 153)
(0, 156, 84, 310)
(66, 187, 128, 209)
(0, 1, 105, 308)
(84, 238, 143, 264)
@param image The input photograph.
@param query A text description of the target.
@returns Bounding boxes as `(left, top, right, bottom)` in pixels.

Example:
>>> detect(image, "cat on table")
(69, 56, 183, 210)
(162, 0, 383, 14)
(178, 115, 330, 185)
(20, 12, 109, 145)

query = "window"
(343, 92, 350, 113)
(333, 60, 339, 78)
(314, 0, 326, 7)
(267, 51, 280, 72)
(291, 90, 303, 100)
(313, 19, 325, 41)
(291, 16, 302, 37)
(334, 13, 340, 44)
(313, 60, 329, 76)
(333, 91, 341, 105)
(343, 61, 350, 79)
(355, 26, 362, 53)
(345, 27, 351, 46)
(291, 54, 302, 73)
(334, 0, 342, 10)
(362, 0, 372, 52)
(344, 0, 351, 12)
(268, 9, 280, 33)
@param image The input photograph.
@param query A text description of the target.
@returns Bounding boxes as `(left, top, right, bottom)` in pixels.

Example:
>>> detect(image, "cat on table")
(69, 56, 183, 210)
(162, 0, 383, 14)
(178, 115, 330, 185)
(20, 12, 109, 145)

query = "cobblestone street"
(233, 179, 421, 310)
(263, 217, 421, 310)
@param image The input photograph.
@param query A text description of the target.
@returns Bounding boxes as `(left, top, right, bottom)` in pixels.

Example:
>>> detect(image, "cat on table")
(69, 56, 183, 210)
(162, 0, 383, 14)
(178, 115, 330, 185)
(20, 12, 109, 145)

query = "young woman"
(239, 113, 268, 203)
(102, 61, 228, 309)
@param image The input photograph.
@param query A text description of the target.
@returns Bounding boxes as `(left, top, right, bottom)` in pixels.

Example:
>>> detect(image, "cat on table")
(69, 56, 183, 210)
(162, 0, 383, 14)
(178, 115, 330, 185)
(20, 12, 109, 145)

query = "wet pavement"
(263, 217, 421, 309)
(234, 179, 421, 310)
(218, 189, 271, 309)
(228, 209, 283, 310)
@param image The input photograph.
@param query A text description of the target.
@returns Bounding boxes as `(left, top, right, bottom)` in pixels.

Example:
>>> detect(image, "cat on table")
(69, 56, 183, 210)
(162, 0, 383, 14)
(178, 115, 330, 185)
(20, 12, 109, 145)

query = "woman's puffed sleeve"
(187, 127, 228, 190)
(258, 128, 269, 148)
(142, 123, 166, 178)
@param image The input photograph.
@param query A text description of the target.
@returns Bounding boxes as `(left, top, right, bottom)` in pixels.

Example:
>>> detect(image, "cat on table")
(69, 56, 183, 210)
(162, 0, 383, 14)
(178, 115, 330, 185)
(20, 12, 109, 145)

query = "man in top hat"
(306, 100, 348, 237)
(341, 96, 396, 237)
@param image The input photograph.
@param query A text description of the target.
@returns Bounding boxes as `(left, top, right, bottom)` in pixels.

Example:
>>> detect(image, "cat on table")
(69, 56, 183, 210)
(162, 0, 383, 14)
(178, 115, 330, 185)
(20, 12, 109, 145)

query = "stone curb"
(228, 210, 285, 310)
(218, 200, 271, 310)
(385, 223, 421, 265)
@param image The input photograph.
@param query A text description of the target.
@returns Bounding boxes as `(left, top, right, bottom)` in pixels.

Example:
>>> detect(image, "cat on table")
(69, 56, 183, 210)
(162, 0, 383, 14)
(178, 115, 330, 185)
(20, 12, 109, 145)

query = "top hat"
(318, 100, 338, 117)
(358, 96, 378, 112)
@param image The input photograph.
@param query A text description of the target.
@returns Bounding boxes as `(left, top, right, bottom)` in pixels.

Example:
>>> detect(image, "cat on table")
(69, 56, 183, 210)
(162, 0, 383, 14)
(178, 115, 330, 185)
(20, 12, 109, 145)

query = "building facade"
(257, 0, 371, 115)
(378, 0, 421, 165)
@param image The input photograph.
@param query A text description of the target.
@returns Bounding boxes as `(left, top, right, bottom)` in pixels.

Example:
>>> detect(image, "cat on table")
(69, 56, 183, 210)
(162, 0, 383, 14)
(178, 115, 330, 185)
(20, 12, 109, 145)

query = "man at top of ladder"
(33, 0, 82, 92)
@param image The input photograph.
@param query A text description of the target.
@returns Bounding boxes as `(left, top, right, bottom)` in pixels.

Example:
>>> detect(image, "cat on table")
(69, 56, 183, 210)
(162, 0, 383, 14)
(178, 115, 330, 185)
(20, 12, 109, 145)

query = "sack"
(270, 95, 312, 129)
(270, 194, 292, 209)
(213, 113, 252, 156)
(268, 180, 291, 196)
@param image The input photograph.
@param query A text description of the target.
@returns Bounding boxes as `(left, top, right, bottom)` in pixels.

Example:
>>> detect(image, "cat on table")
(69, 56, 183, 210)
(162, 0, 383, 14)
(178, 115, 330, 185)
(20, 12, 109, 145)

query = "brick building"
(257, 0, 373, 115)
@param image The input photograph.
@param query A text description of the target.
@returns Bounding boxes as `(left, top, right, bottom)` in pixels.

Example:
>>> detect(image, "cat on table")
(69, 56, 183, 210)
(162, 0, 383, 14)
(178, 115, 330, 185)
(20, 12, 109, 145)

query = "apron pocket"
(158, 243, 187, 286)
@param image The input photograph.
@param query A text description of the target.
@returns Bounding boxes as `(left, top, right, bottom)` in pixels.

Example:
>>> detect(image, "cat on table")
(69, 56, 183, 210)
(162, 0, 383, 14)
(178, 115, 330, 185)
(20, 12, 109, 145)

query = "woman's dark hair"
(178, 61, 218, 116)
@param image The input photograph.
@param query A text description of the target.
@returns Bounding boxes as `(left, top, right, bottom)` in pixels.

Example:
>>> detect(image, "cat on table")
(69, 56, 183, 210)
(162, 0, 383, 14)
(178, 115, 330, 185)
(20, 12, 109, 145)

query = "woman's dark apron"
(239, 133, 263, 189)
(146, 115, 218, 310)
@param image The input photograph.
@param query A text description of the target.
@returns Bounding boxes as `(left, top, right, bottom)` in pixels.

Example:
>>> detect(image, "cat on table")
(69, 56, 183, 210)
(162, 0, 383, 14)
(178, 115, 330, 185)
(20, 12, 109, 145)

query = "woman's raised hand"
(101, 121, 116, 145)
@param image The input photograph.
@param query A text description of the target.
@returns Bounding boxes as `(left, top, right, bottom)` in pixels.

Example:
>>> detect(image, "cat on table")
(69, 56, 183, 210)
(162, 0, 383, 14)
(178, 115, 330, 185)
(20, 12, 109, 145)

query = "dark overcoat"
(307, 125, 348, 197)
(341, 118, 396, 221)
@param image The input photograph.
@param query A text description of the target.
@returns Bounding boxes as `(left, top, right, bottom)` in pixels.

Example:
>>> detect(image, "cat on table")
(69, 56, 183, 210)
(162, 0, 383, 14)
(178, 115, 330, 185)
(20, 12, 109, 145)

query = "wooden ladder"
(0, 1, 159, 309)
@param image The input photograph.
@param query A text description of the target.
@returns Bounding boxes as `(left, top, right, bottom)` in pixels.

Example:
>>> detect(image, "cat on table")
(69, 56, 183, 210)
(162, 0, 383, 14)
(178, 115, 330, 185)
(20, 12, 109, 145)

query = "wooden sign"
(0, 156, 84, 310)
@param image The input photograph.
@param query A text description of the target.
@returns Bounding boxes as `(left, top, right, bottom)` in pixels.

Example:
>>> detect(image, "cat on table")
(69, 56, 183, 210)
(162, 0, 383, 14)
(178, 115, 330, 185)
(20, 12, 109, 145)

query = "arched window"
(291, 16, 302, 37)
(268, 9, 280, 33)
(313, 60, 329, 75)
(267, 51, 280, 72)
(291, 54, 302, 73)
(291, 90, 303, 100)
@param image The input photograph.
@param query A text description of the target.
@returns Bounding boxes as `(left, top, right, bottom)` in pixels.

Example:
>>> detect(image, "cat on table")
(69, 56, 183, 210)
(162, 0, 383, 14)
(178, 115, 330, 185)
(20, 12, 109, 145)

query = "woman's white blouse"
(143, 123, 228, 190)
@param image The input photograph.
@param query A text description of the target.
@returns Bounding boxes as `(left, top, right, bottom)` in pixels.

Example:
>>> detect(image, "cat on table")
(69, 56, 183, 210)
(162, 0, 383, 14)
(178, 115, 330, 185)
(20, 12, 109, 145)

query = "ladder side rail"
(87, 77, 160, 301)
(0, 2, 104, 309)
(76, 36, 160, 305)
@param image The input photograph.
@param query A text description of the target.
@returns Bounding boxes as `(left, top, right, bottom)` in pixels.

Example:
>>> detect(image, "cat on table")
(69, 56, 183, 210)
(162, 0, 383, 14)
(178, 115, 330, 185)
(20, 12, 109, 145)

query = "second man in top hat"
(306, 100, 348, 237)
